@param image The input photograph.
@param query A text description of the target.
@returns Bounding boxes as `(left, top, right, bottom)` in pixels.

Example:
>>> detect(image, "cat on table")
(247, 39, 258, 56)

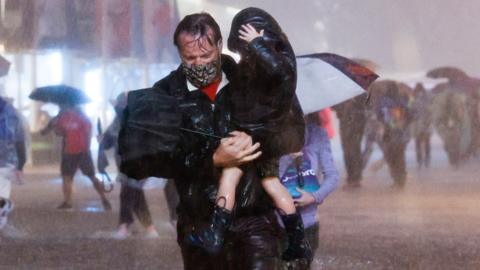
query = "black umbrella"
(119, 88, 221, 164)
(29, 85, 91, 105)
(0, 55, 10, 77)
(426, 66, 469, 82)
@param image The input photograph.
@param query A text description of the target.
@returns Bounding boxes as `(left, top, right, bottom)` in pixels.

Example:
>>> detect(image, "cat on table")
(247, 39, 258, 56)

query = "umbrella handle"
(294, 156, 304, 188)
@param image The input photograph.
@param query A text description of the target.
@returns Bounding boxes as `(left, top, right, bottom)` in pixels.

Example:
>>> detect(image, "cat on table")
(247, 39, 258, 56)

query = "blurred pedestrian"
(431, 85, 470, 167)
(411, 83, 433, 169)
(98, 93, 159, 239)
(41, 104, 111, 210)
(375, 81, 413, 188)
(332, 94, 368, 189)
(361, 108, 384, 169)
(0, 96, 26, 230)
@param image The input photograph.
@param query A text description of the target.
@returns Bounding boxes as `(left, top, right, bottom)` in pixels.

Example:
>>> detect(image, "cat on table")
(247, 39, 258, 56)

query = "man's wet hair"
(173, 13, 222, 48)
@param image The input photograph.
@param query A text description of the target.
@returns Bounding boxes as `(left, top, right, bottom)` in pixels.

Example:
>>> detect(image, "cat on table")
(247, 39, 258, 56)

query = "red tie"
(201, 78, 222, 102)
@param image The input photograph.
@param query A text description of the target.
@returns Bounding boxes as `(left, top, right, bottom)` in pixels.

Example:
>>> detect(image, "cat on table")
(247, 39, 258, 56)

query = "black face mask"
(181, 60, 220, 89)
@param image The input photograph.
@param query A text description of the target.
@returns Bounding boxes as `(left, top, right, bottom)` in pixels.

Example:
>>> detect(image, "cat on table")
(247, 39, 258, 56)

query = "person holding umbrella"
(119, 12, 289, 269)
(33, 85, 111, 210)
(411, 83, 433, 169)
(428, 67, 480, 164)
(372, 80, 413, 188)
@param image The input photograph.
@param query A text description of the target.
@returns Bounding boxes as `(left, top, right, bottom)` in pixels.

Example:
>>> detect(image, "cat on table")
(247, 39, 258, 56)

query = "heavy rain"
(0, 1, 479, 269)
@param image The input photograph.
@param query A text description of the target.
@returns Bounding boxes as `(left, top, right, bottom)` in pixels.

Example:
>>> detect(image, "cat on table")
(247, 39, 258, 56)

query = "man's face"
(177, 29, 222, 66)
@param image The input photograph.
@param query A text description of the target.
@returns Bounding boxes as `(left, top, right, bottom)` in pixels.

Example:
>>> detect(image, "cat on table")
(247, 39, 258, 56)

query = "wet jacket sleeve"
(248, 37, 295, 84)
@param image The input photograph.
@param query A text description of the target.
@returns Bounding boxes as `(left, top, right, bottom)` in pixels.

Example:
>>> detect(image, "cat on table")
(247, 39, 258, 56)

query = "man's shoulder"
(127, 87, 157, 101)
(153, 68, 186, 93)
(127, 69, 185, 102)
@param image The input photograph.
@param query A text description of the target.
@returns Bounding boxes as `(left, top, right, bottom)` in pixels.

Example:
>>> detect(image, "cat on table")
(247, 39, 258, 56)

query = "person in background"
(411, 83, 432, 169)
(98, 93, 159, 239)
(361, 108, 384, 169)
(42, 104, 111, 210)
(332, 94, 368, 189)
(317, 108, 335, 139)
(280, 112, 339, 266)
(376, 81, 413, 188)
(0, 96, 26, 231)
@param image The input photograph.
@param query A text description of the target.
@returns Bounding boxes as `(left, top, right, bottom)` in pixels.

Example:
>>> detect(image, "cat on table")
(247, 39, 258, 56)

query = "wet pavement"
(1, 140, 480, 269)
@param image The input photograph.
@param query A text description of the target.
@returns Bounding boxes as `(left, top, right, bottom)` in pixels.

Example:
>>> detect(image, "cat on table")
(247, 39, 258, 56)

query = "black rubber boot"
(186, 205, 232, 254)
(281, 212, 313, 263)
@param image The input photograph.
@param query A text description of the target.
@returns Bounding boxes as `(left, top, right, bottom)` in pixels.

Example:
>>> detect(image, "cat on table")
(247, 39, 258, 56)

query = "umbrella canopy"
(29, 85, 91, 105)
(119, 88, 183, 162)
(351, 58, 379, 71)
(0, 55, 11, 77)
(426, 66, 469, 82)
(296, 53, 379, 114)
(120, 87, 226, 165)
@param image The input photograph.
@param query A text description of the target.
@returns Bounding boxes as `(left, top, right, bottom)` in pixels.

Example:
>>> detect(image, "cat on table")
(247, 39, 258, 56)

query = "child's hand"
(238, 24, 264, 43)
(293, 188, 316, 207)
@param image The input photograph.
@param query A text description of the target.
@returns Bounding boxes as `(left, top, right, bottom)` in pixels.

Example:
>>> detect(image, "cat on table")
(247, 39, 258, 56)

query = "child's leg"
(186, 167, 241, 253)
(262, 177, 312, 262)
(261, 176, 296, 215)
(217, 166, 243, 210)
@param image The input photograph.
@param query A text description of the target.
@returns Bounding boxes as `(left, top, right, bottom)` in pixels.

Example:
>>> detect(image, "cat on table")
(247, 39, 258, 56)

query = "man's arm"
(40, 116, 58, 135)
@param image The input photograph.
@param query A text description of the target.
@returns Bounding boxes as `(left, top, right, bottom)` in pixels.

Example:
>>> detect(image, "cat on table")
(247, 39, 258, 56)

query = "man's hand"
(213, 131, 262, 168)
(238, 24, 264, 43)
(293, 187, 317, 207)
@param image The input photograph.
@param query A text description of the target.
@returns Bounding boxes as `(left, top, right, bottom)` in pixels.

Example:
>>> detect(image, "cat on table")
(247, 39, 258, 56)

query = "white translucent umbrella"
(296, 53, 379, 114)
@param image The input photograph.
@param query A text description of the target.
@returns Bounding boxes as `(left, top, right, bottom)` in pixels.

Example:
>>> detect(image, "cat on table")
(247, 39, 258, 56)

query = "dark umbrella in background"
(0, 55, 11, 77)
(427, 67, 480, 95)
(426, 66, 469, 82)
(296, 53, 379, 114)
(29, 85, 91, 105)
